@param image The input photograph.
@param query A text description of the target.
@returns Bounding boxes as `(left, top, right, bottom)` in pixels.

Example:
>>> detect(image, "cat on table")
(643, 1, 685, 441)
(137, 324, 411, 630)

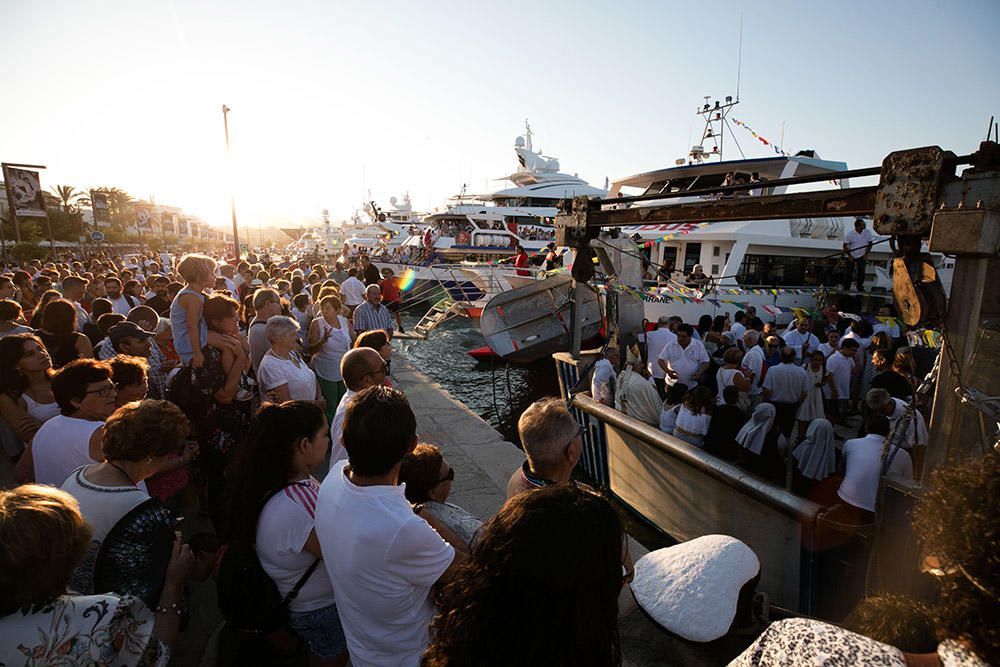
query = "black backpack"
(216, 486, 320, 635)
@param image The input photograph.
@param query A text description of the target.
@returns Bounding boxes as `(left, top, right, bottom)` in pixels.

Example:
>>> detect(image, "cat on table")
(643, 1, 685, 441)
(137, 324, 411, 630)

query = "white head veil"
(792, 418, 836, 480)
(735, 403, 776, 455)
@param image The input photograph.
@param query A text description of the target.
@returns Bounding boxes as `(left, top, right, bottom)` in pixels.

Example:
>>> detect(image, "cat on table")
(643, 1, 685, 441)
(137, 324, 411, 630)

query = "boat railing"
(553, 350, 824, 612)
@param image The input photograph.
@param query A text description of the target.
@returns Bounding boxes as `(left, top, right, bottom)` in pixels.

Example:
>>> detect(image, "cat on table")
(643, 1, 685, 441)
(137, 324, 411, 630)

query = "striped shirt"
(282, 478, 320, 519)
(352, 301, 394, 334)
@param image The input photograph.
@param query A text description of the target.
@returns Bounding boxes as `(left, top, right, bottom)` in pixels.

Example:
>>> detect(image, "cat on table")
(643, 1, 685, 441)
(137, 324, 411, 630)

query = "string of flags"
(731, 118, 788, 156)
(643, 223, 713, 248)
(596, 282, 909, 330)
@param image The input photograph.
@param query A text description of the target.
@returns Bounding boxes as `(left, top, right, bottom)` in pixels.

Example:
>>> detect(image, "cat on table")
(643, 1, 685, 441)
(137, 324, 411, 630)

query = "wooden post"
(923, 255, 1000, 475)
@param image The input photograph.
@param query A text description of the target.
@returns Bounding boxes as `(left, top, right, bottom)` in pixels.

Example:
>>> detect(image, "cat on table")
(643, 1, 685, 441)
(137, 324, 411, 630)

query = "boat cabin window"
(683, 243, 701, 274)
(737, 253, 841, 286)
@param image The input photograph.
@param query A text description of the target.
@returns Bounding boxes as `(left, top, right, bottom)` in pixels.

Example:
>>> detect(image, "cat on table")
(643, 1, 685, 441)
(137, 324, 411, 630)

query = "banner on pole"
(91, 191, 111, 223)
(4, 167, 47, 217)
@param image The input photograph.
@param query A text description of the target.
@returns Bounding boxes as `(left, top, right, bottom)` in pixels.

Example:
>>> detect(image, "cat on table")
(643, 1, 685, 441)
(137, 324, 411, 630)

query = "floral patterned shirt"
(0, 594, 168, 666)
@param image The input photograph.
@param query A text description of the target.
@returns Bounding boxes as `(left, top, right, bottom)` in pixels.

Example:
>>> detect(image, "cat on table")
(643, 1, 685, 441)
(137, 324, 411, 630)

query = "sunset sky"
(2, 0, 998, 231)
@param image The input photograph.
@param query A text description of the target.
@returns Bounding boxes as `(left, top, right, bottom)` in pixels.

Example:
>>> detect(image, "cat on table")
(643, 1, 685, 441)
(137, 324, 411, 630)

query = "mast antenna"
(736, 15, 743, 103)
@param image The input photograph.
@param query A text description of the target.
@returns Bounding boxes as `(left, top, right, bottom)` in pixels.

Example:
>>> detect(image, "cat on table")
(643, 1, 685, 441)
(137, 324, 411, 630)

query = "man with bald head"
(329, 347, 390, 468)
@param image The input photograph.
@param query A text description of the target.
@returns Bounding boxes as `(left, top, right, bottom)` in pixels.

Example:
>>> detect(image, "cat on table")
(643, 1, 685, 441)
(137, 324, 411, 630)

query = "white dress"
(795, 365, 826, 422)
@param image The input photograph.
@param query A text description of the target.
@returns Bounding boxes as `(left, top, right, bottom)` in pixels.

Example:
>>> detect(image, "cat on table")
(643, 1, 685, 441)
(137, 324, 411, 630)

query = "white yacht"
(607, 96, 904, 325)
(376, 122, 605, 312)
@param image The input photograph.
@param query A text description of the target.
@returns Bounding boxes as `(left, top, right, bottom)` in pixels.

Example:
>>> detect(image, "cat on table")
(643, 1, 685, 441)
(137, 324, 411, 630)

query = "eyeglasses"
(364, 360, 389, 378)
(85, 383, 116, 398)
(436, 467, 455, 485)
(566, 424, 586, 450)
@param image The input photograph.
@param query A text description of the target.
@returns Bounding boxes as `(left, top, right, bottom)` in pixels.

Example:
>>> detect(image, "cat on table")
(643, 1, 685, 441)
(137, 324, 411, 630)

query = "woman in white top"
(60, 399, 195, 594)
(257, 316, 323, 406)
(0, 335, 58, 464)
(224, 400, 347, 664)
(673, 387, 713, 448)
(714, 347, 752, 406)
(306, 294, 353, 423)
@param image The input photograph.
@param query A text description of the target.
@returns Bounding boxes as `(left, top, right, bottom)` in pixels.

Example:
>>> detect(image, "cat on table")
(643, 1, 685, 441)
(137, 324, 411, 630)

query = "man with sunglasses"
(29, 359, 118, 486)
(328, 348, 390, 469)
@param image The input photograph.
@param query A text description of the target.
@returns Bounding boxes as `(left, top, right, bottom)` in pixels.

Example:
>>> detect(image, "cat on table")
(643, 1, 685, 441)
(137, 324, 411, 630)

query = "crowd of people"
(0, 247, 995, 667)
(594, 304, 931, 523)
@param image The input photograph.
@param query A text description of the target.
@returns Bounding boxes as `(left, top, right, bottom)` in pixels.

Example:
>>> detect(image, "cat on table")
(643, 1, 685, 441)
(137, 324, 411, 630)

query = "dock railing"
(554, 351, 824, 612)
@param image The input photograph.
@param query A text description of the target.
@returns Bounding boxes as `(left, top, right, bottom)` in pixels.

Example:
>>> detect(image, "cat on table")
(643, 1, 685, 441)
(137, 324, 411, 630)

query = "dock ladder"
(404, 298, 466, 340)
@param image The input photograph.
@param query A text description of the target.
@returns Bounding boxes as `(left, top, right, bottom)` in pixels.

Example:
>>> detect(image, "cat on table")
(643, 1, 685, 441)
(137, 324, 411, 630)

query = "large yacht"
(605, 96, 920, 324)
(395, 121, 606, 261)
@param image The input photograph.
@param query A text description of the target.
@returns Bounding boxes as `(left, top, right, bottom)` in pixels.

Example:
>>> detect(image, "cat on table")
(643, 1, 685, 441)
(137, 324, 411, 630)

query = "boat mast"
(689, 95, 739, 164)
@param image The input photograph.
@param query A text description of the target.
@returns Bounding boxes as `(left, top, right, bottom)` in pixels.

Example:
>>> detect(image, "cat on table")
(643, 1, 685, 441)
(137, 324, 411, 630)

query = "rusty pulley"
(891, 236, 947, 327)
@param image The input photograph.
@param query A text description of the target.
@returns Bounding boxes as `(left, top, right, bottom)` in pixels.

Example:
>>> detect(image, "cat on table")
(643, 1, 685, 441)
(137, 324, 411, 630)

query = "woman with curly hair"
(423, 484, 628, 667)
(60, 399, 195, 594)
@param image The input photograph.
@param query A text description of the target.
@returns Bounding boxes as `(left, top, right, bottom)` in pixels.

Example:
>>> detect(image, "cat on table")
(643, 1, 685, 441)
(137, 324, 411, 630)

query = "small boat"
(479, 274, 603, 364)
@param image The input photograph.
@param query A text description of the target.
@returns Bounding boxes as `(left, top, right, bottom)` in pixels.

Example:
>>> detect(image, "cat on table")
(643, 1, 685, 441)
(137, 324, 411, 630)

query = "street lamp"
(222, 105, 240, 259)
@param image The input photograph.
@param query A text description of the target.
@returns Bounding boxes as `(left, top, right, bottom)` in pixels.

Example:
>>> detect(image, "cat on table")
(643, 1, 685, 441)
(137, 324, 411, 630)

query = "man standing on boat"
(658, 324, 710, 389)
(513, 245, 530, 277)
(842, 218, 874, 292)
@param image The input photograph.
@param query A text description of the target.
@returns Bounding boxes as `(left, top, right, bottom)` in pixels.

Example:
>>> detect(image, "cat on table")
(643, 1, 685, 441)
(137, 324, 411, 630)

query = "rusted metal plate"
(873, 146, 946, 236)
(929, 210, 1000, 256)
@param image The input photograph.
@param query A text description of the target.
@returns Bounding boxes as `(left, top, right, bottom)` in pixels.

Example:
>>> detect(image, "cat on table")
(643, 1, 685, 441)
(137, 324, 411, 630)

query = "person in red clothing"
(380, 268, 404, 333)
(513, 245, 530, 277)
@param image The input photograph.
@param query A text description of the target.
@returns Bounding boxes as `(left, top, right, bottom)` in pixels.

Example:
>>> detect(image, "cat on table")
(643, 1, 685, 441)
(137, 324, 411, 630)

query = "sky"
(2, 0, 998, 231)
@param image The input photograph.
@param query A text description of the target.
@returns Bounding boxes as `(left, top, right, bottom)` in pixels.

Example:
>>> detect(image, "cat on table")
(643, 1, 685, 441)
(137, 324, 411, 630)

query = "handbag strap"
(281, 559, 320, 607)
(261, 480, 321, 608)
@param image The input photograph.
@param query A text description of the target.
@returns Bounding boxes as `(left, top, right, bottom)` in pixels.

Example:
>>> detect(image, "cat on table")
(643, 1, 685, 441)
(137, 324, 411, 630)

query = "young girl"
(673, 386, 713, 448)
(170, 254, 216, 368)
(659, 383, 688, 435)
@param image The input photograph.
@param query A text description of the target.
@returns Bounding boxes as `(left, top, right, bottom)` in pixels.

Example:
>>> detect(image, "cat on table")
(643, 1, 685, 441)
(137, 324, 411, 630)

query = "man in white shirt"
(824, 340, 857, 423)
(740, 330, 765, 409)
(866, 388, 928, 451)
(340, 269, 367, 314)
(817, 330, 841, 359)
(781, 317, 820, 365)
(729, 311, 747, 352)
(872, 305, 901, 341)
(249, 288, 283, 372)
(329, 348, 390, 469)
(842, 218, 874, 291)
(658, 324, 710, 388)
(104, 276, 138, 316)
(316, 385, 467, 667)
(61, 276, 91, 330)
(591, 348, 618, 406)
(762, 347, 809, 438)
(642, 316, 677, 398)
(837, 414, 912, 514)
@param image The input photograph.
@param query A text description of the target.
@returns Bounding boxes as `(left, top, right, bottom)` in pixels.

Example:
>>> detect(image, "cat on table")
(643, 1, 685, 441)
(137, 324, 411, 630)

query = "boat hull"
(480, 275, 603, 364)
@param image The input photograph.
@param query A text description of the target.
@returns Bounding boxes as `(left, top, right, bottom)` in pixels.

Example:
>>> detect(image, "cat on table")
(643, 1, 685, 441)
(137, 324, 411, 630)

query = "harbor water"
(395, 311, 560, 446)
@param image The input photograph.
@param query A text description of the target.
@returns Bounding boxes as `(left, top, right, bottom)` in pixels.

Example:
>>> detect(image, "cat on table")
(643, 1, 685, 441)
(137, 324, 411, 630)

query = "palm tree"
(49, 185, 83, 213)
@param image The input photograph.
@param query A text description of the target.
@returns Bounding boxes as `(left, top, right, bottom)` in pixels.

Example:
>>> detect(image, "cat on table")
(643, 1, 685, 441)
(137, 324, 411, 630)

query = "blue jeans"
(843, 258, 866, 291)
(288, 602, 347, 659)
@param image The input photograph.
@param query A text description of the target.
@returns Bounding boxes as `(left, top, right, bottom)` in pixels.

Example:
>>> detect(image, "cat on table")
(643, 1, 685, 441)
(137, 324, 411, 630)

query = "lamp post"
(222, 105, 240, 259)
